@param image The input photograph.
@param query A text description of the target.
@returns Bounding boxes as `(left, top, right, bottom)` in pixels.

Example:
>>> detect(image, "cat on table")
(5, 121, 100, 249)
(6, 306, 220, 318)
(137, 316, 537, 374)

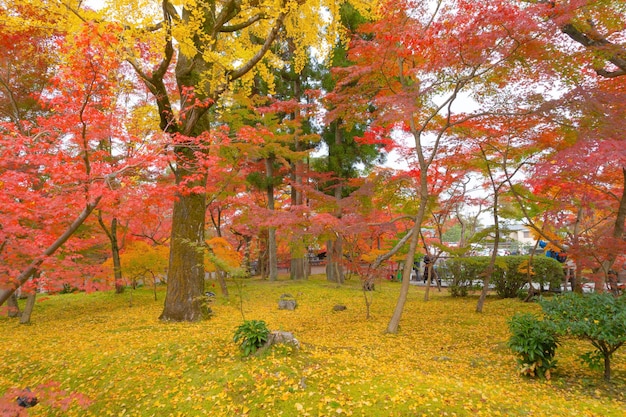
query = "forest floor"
(1, 275, 625, 416)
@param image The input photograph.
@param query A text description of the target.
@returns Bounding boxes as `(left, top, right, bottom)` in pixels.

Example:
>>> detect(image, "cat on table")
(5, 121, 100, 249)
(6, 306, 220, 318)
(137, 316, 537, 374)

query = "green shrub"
(446, 257, 490, 297)
(233, 320, 270, 357)
(508, 313, 559, 379)
(446, 256, 563, 298)
(541, 292, 626, 381)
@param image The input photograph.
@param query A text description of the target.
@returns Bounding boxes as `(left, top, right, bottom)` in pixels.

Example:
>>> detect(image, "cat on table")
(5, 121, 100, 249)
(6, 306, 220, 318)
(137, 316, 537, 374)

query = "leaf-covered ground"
(1, 276, 625, 416)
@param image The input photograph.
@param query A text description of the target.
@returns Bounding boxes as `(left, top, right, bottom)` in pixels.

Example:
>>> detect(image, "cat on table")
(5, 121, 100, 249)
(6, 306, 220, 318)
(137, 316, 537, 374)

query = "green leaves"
(447, 256, 564, 299)
(233, 320, 270, 357)
(540, 292, 626, 380)
(508, 313, 559, 379)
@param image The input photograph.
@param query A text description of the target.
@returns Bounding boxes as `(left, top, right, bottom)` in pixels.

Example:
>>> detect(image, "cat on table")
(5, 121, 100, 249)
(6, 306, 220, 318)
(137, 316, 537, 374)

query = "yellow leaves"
(172, 25, 198, 59)
(2, 279, 625, 416)
(518, 260, 535, 276)
(204, 237, 242, 272)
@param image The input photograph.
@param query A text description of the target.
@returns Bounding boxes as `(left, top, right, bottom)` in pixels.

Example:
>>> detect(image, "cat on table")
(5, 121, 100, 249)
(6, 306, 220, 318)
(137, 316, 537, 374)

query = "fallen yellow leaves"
(0, 276, 624, 416)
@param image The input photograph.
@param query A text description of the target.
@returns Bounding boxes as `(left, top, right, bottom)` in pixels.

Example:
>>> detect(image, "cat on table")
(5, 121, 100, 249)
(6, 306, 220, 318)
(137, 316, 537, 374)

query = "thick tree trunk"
(290, 258, 306, 280)
(111, 219, 124, 293)
(159, 187, 206, 322)
(326, 238, 344, 284)
(268, 228, 278, 281)
(326, 145, 345, 284)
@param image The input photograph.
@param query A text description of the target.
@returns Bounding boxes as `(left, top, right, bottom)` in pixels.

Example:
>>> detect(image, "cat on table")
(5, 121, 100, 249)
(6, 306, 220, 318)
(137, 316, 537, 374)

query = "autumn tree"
(65, 0, 379, 321)
(503, 0, 626, 290)
(452, 114, 545, 311)
(329, 0, 548, 332)
(0, 3, 56, 131)
(316, 3, 386, 284)
(100, 239, 168, 300)
(0, 18, 157, 314)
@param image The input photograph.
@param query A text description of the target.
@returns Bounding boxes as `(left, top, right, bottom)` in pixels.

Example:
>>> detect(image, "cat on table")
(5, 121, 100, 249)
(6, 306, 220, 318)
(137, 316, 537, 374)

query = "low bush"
(541, 292, 626, 381)
(508, 313, 559, 379)
(447, 256, 563, 298)
(233, 319, 270, 356)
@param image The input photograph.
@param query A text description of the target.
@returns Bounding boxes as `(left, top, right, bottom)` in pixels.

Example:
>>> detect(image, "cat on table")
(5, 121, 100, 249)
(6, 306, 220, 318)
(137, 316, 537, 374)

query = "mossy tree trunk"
(127, 1, 286, 321)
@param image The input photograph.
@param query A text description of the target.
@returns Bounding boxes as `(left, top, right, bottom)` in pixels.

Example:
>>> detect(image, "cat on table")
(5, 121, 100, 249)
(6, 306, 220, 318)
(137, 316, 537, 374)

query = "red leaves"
(0, 17, 169, 295)
(355, 127, 396, 152)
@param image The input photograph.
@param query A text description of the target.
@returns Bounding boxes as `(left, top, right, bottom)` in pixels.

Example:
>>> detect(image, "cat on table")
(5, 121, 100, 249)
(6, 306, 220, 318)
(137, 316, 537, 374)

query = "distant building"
(505, 224, 535, 245)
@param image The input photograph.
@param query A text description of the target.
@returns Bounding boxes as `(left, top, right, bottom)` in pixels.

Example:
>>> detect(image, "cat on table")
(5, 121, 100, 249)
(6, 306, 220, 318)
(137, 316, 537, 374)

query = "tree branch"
(561, 23, 626, 78)
(0, 196, 102, 306)
(220, 14, 263, 32)
(228, 11, 286, 82)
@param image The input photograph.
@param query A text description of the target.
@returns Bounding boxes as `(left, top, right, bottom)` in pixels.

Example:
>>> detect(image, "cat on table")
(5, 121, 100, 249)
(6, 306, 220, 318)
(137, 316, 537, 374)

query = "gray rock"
(278, 294, 297, 310)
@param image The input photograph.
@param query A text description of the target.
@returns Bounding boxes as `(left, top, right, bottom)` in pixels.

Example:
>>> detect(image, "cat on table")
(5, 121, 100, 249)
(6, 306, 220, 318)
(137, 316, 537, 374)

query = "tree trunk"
(7, 293, 20, 318)
(386, 122, 430, 334)
(159, 184, 206, 322)
(289, 149, 306, 280)
(604, 352, 611, 381)
(258, 230, 268, 279)
(386, 218, 422, 333)
(98, 214, 124, 293)
(19, 292, 36, 325)
(599, 167, 626, 285)
(423, 263, 432, 301)
(241, 235, 252, 276)
(130, 1, 287, 321)
(572, 207, 584, 293)
(476, 192, 500, 313)
(149, 271, 158, 301)
(216, 269, 229, 297)
(524, 239, 541, 302)
(290, 258, 306, 280)
(326, 237, 344, 284)
(266, 157, 278, 281)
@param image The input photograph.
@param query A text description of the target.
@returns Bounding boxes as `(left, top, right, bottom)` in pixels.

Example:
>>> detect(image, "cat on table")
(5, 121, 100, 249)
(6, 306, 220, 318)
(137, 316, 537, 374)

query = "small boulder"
(267, 330, 300, 348)
(256, 330, 300, 355)
(333, 304, 347, 311)
(278, 293, 297, 310)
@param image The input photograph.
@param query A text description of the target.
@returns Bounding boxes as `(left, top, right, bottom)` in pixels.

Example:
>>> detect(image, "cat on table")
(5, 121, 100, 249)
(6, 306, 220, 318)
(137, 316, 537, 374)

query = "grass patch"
(1, 276, 625, 416)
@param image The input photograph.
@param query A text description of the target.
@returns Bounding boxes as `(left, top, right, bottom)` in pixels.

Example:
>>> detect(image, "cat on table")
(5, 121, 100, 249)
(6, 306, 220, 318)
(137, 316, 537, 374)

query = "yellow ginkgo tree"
(60, 0, 378, 321)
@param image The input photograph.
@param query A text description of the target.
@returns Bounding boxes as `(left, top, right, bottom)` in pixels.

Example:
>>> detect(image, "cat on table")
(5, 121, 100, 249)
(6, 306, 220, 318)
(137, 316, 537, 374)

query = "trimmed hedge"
(446, 255, 564, 298)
